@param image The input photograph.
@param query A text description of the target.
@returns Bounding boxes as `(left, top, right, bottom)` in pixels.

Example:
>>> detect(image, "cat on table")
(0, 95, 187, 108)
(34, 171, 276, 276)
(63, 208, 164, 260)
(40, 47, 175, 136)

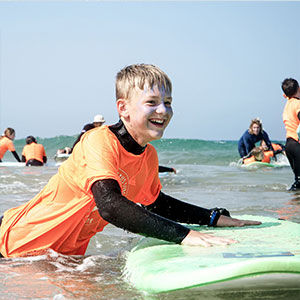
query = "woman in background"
(0, 128, 21, 162)
(238, 118, 273, 158)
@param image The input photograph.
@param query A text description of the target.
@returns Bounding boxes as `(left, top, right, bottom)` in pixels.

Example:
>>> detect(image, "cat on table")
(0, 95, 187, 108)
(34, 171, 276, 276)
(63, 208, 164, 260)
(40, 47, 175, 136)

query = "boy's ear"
(116, 98, 129, 118)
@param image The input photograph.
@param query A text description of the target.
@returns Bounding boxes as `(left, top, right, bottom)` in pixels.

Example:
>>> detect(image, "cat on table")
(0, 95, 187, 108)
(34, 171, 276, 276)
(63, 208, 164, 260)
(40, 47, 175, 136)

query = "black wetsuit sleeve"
(12, 151, 21, 162)
(158, 165, 174, 173)
(43, 156, 47, 163)
(21, 155, 26, 163)
(144, 191, 212, 225)
(91, 179, 190, 244)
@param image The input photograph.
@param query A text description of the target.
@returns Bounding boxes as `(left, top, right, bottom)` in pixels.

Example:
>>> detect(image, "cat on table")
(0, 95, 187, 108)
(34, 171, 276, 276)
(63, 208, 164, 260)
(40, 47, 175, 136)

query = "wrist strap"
(208, 210, 221, 227)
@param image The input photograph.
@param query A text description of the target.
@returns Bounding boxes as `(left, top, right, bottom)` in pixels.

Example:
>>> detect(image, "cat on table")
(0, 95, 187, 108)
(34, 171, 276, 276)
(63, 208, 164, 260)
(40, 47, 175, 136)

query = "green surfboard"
(242, 161, 276, 168)
(124, 215, 300, 293)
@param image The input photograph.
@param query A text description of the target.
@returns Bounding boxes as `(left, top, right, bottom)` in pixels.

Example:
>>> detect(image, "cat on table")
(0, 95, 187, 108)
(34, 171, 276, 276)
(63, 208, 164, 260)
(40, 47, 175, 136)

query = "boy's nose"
(156, 103, 168, 114)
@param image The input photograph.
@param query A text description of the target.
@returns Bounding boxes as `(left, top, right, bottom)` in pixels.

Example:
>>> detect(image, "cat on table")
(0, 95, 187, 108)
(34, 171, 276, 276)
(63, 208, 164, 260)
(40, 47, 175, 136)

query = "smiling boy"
(0, 64, 260, 258)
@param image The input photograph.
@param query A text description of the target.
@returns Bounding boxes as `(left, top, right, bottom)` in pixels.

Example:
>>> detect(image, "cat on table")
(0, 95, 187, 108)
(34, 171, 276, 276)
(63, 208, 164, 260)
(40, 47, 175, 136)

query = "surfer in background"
(238, 118, 273, 158)
(71, 114, 106, 152)
(158, 165, 176, 174)
(242, 147, 264, 165)
(282, 78, 300, 190)
(0, 64, 261, 258)
(21, 136, 47, 166)
(0, 128, 21, 163)
(242, 144, 285, 165)
(56, 147, 72, 155)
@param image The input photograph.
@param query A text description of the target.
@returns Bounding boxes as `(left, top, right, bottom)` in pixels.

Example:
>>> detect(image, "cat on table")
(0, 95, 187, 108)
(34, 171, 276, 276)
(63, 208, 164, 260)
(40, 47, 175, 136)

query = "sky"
(0, 1, 300, 141)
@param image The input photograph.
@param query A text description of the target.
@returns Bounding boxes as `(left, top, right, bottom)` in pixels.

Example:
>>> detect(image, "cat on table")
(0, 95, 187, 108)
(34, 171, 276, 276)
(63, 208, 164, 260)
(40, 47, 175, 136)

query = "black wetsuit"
(22, 156, 47, 166)
(0, 151, 21, 163)
(91, 120, 223, 244)
(158, 166, 175, 173)
(285, 112, 300, 183)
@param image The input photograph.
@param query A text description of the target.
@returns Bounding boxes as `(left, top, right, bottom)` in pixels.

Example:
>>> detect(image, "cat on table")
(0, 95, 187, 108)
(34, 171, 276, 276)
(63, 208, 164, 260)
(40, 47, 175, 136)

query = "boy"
(0, 64, 260, 258)
(282, 78, 300, 190)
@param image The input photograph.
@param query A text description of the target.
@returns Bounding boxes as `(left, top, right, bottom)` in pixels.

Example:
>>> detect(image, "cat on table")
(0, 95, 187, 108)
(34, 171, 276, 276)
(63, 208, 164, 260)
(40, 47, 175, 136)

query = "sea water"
(0, 137, 299, 299)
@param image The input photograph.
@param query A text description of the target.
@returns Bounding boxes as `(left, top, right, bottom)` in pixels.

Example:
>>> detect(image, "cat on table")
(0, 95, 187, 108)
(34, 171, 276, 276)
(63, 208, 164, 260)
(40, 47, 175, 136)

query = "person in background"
(242, 144, 285, 165)
(71, 114, 105, 151)
(158, 165, 176, 174)
(282, 78, 300, 190)
(0, 128, 21, 162)
(242, 147, 264, 165)
(238, 118, 273, 158)
(21, 136, 47, 166)
(0, 64, 260, 258)
(56, 147, 72, 155)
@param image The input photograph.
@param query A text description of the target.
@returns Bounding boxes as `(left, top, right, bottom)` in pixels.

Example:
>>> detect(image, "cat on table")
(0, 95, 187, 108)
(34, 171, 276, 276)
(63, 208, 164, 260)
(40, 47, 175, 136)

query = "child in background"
(0, 64, 260, 258)
(243, 147, 265, 165)
(21, 136, 47, 166)
(0, 128, 21, 163)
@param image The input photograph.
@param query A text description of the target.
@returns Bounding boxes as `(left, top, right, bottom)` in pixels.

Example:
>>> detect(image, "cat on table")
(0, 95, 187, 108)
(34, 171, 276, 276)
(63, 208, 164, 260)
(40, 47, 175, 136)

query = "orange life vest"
(22, 142, 46, 163)
(271, 143, 283, 152)
(282, 97, 300, 141)
(0, 136, 15, 159)
(243, 156, 256, 165)
(261, 151, 274, 163)
(0, 126, 161, 257)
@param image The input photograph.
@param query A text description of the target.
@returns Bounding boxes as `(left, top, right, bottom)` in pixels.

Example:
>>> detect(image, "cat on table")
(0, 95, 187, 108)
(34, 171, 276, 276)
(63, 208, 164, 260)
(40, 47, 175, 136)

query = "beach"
(0, 137, 299, 299)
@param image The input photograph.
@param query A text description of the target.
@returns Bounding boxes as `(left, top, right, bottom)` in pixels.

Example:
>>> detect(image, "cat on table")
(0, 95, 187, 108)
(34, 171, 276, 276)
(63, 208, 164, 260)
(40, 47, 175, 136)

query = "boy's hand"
(216, 215, 262, 227)
(181, 230, 236, 247)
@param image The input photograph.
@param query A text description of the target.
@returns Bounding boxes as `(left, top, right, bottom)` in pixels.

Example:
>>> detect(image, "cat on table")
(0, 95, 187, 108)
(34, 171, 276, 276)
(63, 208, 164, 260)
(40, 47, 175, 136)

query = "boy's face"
(118, 84, 173, 146)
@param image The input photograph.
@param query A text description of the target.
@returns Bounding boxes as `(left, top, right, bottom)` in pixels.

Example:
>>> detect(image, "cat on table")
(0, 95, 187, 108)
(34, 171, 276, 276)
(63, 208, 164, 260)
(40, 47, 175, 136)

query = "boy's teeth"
(151, 119, 163, 124)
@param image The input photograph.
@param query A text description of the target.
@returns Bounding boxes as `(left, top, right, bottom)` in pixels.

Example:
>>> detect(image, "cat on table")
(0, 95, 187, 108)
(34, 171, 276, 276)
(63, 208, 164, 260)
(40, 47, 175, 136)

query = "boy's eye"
(147, 100, 157, 105)
(164, 100, 172, 107)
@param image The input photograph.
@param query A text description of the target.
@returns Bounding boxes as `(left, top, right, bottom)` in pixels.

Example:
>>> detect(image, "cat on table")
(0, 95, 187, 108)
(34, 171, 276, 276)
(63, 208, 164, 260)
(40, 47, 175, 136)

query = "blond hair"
(248, 118, 263, 135)
(115, 64, 172, 100)
(0, 127, 15, 141)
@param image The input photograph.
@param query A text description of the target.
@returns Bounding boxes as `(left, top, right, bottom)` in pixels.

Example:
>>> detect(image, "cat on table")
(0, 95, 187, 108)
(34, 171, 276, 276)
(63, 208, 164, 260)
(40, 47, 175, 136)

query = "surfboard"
(241, 161, 277, 169)
(0, 162, 26, 167)
(124, 215, 300, 293)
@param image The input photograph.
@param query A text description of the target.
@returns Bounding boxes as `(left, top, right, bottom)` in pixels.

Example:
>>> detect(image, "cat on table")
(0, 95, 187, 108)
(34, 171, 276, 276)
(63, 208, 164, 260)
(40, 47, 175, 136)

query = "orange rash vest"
(282, 97, 300, 141)
(22, 143, 46, 163)
(0, 126, 161, 257)
(0, 137, 15, 160)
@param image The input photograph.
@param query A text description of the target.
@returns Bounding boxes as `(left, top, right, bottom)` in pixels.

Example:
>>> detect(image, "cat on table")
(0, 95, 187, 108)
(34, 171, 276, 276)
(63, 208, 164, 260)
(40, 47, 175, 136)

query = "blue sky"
(0, 1, 300, 140)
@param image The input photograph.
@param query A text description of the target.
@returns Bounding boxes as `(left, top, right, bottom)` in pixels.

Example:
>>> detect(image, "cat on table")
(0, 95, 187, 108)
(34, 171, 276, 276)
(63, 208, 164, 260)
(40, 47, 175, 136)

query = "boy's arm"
(145, 192, 261, 227)
(144, 191, 212, 225)
(91, 179, 189, 244)
(91, 179, 239, 247)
